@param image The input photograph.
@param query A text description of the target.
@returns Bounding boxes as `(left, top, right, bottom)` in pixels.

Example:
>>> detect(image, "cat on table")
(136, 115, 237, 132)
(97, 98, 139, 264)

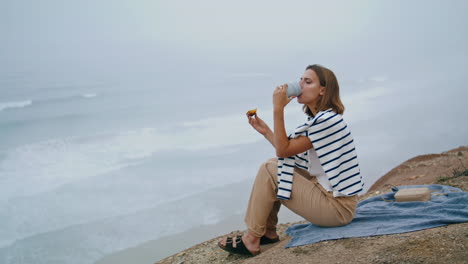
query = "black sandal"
(218, 236, 260, 256)
(260, 235, 280, 245)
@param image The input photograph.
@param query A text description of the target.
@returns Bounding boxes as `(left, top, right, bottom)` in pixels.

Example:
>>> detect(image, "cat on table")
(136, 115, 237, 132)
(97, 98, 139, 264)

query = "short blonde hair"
(302, 64, 345, 117)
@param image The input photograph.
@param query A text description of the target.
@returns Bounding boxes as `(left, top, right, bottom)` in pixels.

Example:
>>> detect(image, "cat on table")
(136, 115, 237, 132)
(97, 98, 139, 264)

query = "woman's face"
(297, 69, 325, 107)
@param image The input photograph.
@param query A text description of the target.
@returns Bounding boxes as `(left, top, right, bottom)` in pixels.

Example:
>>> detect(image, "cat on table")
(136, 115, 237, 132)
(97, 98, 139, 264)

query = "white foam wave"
(0, 100, 32, 112)
(81, 93, 97, 98)
(0, 130, 166, 201)
(0, 93, 98, 113)
(0, 115, 259, 202)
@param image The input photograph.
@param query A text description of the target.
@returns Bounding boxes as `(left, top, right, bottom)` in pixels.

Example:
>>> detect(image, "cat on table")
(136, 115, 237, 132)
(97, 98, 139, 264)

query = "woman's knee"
(256, 158, 279, 185)
(265, 158, 278, 173)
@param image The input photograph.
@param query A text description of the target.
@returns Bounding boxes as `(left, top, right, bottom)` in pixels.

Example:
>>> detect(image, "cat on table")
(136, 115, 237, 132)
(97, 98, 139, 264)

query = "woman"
(218, 64, 364, 256)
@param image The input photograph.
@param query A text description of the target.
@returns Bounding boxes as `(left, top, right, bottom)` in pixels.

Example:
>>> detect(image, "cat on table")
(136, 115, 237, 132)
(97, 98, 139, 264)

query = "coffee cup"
(287, 82, 301, 97)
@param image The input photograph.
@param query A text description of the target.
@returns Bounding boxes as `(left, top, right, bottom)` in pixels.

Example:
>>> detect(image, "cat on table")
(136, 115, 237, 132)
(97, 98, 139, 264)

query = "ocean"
(0, 67, 466, 264)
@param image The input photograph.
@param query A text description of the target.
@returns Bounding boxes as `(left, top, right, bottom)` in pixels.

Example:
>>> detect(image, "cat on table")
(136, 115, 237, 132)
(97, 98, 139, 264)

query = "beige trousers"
(245, 158, 358, 237)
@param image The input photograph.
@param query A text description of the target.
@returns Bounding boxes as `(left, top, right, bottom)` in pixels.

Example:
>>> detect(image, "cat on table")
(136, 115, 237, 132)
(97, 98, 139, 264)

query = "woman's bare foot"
(264, 229, 279, 240)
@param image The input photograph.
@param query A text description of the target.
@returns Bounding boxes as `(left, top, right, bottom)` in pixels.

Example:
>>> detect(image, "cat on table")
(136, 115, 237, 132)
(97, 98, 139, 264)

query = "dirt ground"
(157, 146, 468, 264)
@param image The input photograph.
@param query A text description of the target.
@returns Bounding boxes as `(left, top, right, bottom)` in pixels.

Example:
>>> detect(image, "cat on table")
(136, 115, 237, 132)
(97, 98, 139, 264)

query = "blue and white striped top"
(277, 109, 364, 200)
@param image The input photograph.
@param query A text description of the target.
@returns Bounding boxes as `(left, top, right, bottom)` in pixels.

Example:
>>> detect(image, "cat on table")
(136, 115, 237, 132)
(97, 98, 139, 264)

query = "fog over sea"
(1, 1, 467, 263)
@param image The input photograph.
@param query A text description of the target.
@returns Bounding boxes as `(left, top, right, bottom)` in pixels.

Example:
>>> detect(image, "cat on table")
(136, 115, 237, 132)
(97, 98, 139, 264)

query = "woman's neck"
(307, 103, 318, 116)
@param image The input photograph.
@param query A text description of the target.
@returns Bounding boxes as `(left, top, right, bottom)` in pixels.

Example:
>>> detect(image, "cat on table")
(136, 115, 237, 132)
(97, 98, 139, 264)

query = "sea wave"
(36, 92, 99, 104)
(0, 122, 256, 202)
(0, 104, 269, 202)
(0, 100, 32, 112)
(0, 93, 98, 113)
(81, 93, 98, 98)
(0, 131, 158, 202)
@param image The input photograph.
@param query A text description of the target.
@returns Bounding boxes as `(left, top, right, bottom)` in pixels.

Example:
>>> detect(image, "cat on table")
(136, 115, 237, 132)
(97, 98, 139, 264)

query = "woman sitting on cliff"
(218, 64, 365, 256)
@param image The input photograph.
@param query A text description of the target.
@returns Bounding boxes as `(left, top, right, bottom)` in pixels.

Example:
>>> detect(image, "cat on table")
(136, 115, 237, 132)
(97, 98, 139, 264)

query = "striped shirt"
(277, 109, 364, 200)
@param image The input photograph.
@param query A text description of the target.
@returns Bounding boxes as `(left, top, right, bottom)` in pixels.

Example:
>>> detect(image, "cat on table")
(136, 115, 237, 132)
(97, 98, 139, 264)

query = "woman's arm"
(247, 114, 276, 148)
(273, 86, 312, 158)
(263, 128, 275, 148)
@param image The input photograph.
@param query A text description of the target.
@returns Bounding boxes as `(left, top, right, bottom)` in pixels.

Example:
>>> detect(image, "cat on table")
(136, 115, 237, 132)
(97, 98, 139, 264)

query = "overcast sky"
(1, 0, 467, 80)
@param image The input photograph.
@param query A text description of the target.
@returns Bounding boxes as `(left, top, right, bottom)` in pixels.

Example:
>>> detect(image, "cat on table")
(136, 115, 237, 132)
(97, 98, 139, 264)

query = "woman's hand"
(273, 84, 292, 111)
(247, 113, 271, 136)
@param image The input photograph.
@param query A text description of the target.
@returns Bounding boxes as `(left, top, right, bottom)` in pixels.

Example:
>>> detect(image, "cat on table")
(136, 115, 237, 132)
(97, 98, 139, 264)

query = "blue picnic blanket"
(285, 184, 468, 248)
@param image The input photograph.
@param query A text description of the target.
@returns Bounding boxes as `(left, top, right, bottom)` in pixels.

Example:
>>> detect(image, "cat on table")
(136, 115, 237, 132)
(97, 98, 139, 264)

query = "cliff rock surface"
(157, 146, 468, 264)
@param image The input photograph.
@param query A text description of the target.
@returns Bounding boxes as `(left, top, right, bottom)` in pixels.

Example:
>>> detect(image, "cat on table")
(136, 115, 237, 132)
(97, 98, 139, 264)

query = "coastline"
(94, 213, 246, 264)
(95, 188, 303, 264)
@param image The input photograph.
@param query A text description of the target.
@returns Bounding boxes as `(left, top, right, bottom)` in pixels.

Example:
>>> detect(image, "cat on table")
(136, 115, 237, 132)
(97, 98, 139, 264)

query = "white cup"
(287, 82, 302, 97)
